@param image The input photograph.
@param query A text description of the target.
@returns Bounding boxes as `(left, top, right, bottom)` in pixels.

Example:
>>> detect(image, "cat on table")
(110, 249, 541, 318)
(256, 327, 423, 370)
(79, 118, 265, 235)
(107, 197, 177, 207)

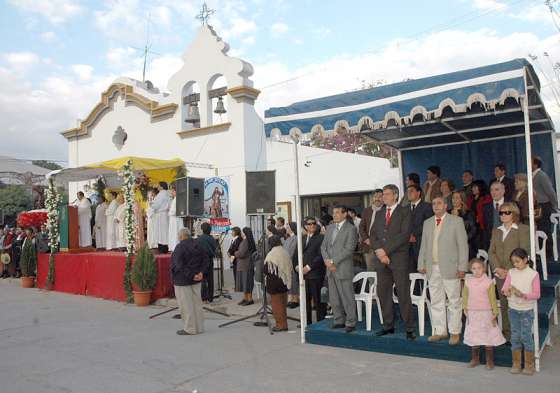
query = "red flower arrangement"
(17, 209, 48, 230)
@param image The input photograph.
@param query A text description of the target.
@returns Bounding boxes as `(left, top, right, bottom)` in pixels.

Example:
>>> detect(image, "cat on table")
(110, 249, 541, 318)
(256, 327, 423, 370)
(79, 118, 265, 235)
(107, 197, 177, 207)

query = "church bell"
(185, 102, 200, 123)
(214, 96, 227, 114)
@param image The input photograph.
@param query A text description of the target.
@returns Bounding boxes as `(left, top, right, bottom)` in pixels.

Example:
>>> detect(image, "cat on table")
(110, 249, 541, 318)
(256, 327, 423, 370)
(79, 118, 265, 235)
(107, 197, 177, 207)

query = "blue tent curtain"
(402, 133, 556, 188)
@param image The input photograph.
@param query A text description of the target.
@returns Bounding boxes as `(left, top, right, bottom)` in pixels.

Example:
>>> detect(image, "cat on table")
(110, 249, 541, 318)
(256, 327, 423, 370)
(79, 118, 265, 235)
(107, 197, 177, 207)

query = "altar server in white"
(114, 194, 126, 250)
(153, 182, 171, 253)
(94, 195, 108, 249)
(73, 191, 92, 247)
(105, 191, 119, 250)
(146, 188, 158, 249)
(168, 184, 184, 252)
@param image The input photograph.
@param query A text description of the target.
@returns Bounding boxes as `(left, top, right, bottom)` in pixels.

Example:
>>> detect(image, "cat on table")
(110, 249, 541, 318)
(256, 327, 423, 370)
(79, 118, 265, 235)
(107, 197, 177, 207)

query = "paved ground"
(1, 278, 559, 393)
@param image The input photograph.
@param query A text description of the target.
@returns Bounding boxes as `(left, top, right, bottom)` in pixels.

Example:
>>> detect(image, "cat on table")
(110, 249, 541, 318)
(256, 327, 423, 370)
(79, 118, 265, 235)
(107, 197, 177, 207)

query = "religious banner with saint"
(204, 177, 231, 234)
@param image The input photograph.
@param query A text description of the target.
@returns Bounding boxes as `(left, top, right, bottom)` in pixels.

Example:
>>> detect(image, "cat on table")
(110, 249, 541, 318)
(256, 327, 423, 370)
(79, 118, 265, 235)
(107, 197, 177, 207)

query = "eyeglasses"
(305, 222, 317, 226)
(498, 211, 513, 216)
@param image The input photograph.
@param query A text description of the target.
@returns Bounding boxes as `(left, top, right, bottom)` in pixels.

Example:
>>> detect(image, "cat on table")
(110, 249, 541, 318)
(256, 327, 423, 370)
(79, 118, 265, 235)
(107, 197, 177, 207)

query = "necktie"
(385, 208, 392, 226)
(332, 224, 339, 245)
(495, 202, 499, 211)
(436, 217, 442, 226)
(411, 203, 416, 212)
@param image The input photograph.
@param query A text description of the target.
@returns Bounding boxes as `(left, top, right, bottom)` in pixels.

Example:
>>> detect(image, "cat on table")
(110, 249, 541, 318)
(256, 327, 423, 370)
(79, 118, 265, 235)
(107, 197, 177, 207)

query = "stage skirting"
(37, 252, 172, 302)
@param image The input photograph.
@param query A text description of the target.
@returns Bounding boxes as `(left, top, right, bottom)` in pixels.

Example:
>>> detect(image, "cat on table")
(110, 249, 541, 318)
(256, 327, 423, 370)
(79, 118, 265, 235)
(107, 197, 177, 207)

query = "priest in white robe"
(152, 182, 171, 253)
(94, 195, 108, 250)
(168, 185, 184, 252)
(105, 191, 118, 251)
(114, 194, 126, 250)
(73, 192, 92, 248)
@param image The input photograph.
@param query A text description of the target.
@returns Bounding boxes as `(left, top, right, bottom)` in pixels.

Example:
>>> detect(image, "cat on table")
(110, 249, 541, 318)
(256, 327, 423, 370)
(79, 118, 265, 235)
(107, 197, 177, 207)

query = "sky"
(1, 0, 560, 165)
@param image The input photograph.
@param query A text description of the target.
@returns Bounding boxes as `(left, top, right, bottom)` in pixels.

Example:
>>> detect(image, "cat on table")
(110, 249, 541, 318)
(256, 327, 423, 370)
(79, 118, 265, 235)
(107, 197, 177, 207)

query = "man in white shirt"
(94, 195, 107, 250)
(73, 191, 92, 248)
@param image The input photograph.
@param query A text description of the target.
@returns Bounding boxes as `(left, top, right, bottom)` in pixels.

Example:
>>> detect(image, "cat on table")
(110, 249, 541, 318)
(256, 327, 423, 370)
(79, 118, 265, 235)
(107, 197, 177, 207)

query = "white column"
(291, 136, 306, 344)
(523, 67, 537, 262)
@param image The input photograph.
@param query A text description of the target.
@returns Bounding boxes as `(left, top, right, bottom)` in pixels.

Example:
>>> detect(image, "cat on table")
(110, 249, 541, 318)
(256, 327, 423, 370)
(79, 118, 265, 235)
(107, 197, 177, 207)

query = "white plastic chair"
(536, 231, 549, 281)
(353, 272, 383, 331)
(550, 213, 560, 262)
(392, 273, 431, 336)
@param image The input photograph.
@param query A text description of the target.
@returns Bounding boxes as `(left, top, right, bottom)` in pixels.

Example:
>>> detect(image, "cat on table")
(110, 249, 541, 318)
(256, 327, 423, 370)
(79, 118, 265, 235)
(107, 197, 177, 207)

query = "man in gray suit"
(321, 205, 359, 333)
(418, 196, 468, 345)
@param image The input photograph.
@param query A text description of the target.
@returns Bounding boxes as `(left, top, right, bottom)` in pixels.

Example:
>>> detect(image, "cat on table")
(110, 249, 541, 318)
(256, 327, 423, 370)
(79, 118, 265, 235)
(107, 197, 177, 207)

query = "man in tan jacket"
(418, 196, 468, 345)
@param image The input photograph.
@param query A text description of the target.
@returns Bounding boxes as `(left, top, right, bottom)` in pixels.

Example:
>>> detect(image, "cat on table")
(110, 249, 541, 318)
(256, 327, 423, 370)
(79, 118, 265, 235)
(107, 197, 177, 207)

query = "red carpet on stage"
(37, 252, 173, 302)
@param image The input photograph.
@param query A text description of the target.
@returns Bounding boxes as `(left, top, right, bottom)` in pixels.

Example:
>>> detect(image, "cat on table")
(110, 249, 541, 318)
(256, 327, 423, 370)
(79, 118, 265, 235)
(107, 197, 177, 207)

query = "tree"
(32, 160, 62, 171)
(304, 126, 398, 167)
(0, 185, 33, 225)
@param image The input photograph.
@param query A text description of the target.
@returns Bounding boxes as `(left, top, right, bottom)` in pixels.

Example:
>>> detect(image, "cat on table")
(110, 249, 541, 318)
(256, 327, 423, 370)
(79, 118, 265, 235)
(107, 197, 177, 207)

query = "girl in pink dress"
(463, 258, 506, 369)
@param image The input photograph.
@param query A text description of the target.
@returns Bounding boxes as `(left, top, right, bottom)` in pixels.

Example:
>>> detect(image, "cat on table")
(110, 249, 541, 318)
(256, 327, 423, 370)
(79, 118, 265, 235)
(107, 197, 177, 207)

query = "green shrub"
(20, 238, 37, 277)
(131, 244, 157, 291)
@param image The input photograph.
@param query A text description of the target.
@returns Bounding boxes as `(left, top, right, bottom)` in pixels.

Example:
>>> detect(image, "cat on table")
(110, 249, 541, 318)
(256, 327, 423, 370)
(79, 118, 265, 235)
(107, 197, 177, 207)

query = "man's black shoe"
(375, 328, 395, 336)
(172, 314, 181, 319)
(345, 326, 355, 333)
(331, 323, 345, 329)
(176, 330, 192, 335)
(406, 331, 416, 340)
(288, 302, 299, 309)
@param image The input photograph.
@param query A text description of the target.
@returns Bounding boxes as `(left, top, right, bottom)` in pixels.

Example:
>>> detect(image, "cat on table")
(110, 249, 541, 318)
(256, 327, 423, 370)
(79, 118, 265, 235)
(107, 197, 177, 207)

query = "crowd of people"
(2, 158, 555, 375)
(1, 224, 49, 278)
(194, 157, 554, 375)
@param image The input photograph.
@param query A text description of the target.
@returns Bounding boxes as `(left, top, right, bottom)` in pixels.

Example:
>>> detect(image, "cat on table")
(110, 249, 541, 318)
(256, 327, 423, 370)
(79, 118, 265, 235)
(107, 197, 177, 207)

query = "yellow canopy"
(84, 156, 185, 185)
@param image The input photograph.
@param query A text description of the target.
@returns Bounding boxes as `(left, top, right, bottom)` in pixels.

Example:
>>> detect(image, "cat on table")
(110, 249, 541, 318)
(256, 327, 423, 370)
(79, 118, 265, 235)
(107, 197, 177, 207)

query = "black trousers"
(305, 277, 327, 324)
(201, 263, 214, 302)
(375, 264, 415, 331)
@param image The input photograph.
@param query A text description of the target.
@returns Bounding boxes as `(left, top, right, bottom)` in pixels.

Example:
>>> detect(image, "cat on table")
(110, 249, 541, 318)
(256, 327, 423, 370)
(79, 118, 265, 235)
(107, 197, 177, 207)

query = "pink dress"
(463, 275, 506, 347)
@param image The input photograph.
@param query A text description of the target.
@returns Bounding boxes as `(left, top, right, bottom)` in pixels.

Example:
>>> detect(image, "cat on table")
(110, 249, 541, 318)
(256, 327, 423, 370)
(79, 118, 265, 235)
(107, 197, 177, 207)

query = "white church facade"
(62, 25, 399, 227)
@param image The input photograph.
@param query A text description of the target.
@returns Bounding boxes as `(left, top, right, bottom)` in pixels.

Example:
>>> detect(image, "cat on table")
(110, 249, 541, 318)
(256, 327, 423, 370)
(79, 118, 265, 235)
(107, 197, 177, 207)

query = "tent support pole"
(397, 149, 404, 197)
(523, 67, 537, 262)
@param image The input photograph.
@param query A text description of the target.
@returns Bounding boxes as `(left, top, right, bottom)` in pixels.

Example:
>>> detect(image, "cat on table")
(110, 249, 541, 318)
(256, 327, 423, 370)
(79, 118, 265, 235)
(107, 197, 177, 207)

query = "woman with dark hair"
(264, 235, 293, 332)
(284, 222, 299, 308)
(228, 227, 242, 284)
(234, 227, 257, 305)
(440, 178, 455, 210)
(469, 180, 492, 251)
(450, 191, 478, 259)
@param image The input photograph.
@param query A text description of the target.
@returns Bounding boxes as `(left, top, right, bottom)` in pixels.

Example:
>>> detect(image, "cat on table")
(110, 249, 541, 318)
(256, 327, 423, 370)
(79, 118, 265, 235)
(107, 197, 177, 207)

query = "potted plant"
(131, 244, 158, 306)
(20, 231, 37, 288)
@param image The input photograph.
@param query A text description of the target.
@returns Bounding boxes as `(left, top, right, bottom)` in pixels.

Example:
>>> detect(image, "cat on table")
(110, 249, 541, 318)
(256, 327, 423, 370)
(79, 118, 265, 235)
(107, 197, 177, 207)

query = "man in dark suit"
(321, 205, 359, 333)
(370, 184, 415, 340)
(171, 228, 209, 335)
(400, 173, 420, 207)
(197, 222, 217, 303)
(407, 184, 433, 272)
(490, 163, 515, 202)
(298, 217, 327, 324)
(481, 181, 506, 250)
(359, 189, 384, 271)
(462, 170, 474, 201)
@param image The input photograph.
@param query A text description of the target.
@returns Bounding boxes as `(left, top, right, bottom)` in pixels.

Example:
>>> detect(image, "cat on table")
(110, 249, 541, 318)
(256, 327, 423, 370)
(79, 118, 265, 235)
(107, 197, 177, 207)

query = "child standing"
(463, 258, 506, 369)
(502, 248, 541, 375)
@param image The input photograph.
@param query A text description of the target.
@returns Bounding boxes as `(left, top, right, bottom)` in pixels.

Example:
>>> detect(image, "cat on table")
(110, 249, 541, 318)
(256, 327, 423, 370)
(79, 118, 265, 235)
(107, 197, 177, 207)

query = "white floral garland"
(120, 160, 137, 256)
(45, 178, 61, 252)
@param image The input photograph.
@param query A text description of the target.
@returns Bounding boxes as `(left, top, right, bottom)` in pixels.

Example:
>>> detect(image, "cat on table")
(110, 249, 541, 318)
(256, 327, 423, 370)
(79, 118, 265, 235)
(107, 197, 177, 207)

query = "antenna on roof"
(130, 13, 162, 83)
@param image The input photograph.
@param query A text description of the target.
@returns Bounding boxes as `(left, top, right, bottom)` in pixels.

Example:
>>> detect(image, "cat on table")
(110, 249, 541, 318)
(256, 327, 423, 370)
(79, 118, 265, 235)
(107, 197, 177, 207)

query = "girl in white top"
(501, 247, 541, 376)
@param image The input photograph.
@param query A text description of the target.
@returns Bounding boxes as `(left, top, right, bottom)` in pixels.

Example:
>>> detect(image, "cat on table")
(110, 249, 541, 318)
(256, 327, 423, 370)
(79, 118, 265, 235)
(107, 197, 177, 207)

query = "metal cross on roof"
(196, 3, 215, 26)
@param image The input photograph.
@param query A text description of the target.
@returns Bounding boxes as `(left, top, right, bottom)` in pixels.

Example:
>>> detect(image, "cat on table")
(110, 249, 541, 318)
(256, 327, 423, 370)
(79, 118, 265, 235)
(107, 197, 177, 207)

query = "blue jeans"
(508, 309, 535, 352)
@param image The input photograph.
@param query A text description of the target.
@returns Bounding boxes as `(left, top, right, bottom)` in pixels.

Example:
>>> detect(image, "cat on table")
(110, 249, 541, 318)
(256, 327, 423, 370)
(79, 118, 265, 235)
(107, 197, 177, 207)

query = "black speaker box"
(246, 171, 275, 215)
(176, 177, 205, 217)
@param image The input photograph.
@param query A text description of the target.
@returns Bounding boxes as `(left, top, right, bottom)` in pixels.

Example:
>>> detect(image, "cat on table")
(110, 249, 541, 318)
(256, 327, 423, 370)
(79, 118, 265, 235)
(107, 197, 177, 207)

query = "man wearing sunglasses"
(298, 217, 327, 324)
